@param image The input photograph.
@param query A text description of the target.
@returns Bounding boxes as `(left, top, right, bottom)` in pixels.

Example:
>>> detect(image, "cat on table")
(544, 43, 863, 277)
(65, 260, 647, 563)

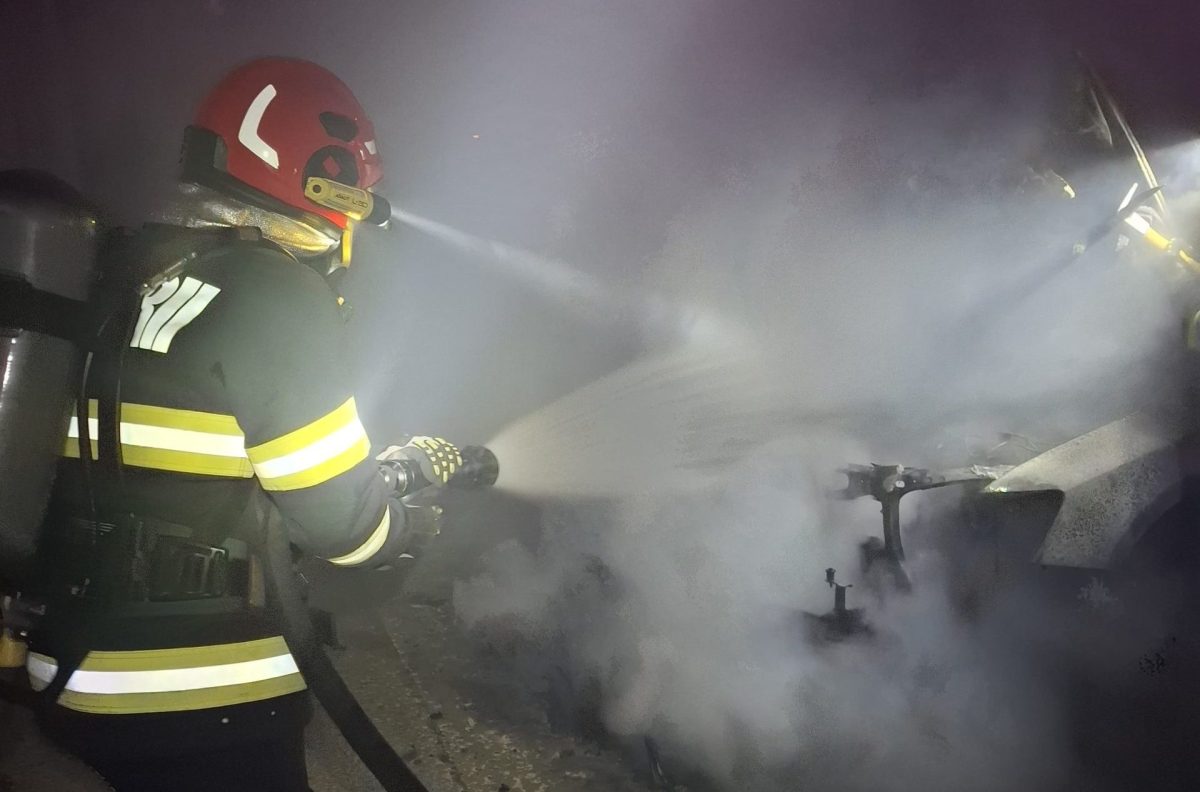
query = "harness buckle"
(144, 534, 229, 601)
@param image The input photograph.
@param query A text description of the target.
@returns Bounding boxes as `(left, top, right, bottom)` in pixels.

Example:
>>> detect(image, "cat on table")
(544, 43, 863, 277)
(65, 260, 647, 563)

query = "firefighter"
(25, 58, 454, 791)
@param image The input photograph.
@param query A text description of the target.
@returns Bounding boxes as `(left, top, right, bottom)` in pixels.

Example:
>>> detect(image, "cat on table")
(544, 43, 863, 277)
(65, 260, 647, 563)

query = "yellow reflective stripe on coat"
(25, 637, 306, 715)
(326, 506, 390, 566)
(246, 397, 370, 491)
(63, 400, 255, 478)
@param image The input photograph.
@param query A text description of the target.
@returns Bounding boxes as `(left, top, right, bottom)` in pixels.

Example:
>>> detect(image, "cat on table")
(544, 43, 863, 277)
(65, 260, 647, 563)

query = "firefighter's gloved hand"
(376, 436, 463, 487)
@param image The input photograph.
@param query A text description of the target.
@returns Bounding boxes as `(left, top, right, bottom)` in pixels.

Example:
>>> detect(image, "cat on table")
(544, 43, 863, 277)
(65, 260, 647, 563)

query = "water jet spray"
(389, 205, 733, 349)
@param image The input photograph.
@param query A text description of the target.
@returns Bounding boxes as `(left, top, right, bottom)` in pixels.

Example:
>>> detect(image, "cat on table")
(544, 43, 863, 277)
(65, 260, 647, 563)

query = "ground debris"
(308, 562, 655, 792)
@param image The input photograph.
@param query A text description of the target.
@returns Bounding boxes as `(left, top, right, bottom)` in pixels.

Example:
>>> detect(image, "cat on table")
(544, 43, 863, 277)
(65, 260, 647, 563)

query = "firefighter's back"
(30, 225, 326, 792)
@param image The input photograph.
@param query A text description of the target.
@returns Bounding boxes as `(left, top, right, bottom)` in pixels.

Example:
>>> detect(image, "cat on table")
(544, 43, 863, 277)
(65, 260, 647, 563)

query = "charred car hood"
(984, 410, 1188, 569)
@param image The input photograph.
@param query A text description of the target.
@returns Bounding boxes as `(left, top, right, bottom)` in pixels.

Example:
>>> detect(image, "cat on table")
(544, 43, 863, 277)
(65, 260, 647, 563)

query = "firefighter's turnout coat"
(28, 226, 400, 770)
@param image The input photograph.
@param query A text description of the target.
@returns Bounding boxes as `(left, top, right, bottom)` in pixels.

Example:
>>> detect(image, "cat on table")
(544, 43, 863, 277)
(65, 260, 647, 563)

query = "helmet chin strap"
(160, 183, 342, 259)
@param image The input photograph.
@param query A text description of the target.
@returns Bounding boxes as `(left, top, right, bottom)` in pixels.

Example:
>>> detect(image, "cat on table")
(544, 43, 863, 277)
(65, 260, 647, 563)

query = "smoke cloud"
(446, 4, 1181, 790)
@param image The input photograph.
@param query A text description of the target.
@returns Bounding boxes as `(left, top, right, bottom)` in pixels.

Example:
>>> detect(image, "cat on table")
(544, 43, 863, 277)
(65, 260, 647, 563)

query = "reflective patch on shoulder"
(131, 276, 221, 353)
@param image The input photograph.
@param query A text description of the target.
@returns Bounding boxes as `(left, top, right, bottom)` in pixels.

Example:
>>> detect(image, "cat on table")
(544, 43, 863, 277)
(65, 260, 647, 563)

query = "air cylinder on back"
(0, 171, 99, 588)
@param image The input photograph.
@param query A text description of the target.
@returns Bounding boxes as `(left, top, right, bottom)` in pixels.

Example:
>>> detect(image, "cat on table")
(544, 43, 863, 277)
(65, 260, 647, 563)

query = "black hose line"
(254, 493, 430, 792)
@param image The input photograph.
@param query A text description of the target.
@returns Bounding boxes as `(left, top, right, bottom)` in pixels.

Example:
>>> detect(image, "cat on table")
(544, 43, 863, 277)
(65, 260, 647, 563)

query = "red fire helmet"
(183, 58, 385, 229)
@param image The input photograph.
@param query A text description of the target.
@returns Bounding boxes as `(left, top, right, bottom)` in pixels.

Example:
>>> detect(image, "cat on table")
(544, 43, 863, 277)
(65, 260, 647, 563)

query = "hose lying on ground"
(253, 491, 431, 792)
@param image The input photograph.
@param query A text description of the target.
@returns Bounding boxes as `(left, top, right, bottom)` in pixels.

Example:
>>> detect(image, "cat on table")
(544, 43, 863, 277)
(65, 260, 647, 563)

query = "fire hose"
(255, 444, 498, 792)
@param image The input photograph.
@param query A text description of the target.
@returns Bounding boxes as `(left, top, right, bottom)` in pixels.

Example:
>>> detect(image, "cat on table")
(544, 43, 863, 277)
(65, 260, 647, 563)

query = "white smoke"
(456, 436, 1074, 790)
(447, 28, 1179, 789)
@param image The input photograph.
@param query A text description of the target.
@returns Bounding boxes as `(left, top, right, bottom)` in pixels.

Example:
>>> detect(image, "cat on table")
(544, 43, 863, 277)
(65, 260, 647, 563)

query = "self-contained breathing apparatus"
(0, 172, 99, 586)
(0, 171, 103, 673)
(0, 172, 296, 708)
